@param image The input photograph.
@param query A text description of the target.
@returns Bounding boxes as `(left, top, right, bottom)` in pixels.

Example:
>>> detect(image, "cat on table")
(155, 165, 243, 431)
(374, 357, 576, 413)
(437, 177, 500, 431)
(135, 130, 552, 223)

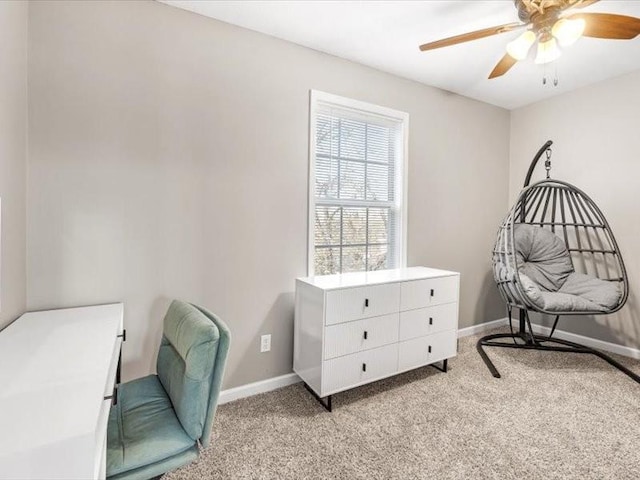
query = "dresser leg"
(303, 383, 332, 412)
(431, 358, 448, 373)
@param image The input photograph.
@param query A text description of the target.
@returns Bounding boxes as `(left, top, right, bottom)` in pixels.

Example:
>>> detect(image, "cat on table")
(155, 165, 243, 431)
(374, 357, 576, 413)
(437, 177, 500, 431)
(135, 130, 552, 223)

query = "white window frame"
(307, 90, 409, 276)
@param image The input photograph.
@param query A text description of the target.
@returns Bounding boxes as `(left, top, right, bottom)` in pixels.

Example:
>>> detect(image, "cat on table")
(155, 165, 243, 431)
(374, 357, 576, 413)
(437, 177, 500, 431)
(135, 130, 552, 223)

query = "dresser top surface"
(297, 266, 459, 290)
(0, 303, 123, 458)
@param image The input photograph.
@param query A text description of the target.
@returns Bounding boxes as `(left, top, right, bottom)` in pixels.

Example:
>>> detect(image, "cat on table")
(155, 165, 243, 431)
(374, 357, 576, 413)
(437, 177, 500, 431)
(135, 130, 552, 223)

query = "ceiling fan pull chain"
(541, 64, 559, 87)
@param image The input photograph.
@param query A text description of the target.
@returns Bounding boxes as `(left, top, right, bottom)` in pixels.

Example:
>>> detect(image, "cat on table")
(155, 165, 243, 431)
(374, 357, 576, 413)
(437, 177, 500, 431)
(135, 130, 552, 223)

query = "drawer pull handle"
(362, 363, 367, 372)
(428, 345, 432, 354)
(429, 317, 433, 325)
(430, 289, 435, 297)
(363, 331, 368, 340)
(365, 298, 369, 307)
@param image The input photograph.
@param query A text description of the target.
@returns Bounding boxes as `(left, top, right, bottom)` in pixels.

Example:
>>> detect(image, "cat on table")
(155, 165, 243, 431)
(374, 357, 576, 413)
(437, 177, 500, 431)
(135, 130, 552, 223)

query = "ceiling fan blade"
(568, 12, 640, 39)
(488, 53, 518, 79)
(419, 22, 525, 52)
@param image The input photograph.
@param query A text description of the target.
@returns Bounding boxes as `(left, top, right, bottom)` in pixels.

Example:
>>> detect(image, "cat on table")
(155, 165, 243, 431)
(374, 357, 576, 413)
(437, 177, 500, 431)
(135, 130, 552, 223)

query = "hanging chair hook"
(523, 140, 553, 187)
(544, 147, 552, 179)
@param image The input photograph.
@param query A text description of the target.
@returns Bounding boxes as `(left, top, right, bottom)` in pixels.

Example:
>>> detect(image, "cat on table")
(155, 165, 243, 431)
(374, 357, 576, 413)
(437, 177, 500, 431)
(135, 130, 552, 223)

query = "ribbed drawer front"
(400, 276, 458, 311)
(398, 330, 457, 372)
(399, 303, 457, 341)
(324, 313, 399, 360)
(322, 343, 398, 395)
(325, 283, 400, 326)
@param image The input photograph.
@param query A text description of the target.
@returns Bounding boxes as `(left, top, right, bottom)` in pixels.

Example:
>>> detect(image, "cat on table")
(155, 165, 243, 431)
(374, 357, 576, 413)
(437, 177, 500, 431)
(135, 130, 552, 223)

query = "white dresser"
(0, 304, 124, 479)
(294, 267, 459, 411)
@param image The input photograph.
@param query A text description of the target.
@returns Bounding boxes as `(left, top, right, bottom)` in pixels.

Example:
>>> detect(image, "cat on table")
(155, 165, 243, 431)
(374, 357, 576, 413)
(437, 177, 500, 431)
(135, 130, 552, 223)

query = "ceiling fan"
(419, 0, 640, 79)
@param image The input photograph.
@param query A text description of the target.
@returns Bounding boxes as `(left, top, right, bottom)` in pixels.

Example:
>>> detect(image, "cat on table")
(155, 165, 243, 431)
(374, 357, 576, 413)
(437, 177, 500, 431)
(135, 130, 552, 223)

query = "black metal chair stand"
(477, 310, 640, 383)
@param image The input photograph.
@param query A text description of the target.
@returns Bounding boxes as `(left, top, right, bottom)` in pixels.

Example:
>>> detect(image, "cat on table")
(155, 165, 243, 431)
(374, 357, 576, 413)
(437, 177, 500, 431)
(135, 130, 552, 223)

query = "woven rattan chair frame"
(494, 179, 629, 316)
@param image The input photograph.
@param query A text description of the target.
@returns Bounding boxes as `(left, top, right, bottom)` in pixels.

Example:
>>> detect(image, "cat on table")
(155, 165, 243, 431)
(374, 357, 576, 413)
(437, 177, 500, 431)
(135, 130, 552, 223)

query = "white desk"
(0, 304, 124, 480)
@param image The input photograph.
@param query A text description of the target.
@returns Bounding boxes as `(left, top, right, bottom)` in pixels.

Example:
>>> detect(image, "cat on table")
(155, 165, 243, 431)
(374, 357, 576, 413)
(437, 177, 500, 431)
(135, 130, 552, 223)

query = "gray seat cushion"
(515, 224, 574, 292)
(518, 272, 621, 312)
(558, 272, 621, 310)
(514, 224, 621, 313)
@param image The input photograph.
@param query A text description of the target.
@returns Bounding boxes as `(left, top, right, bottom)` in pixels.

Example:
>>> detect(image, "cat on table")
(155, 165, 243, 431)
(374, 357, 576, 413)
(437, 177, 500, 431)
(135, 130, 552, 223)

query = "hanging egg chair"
(477, 141, 638, 383)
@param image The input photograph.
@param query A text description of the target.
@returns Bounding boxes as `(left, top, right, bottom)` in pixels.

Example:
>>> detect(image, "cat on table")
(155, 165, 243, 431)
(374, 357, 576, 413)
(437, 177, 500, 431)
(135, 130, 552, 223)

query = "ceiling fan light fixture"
(506, 30, 536, 60)
(535, 38, 562, 64)
(552, 18, 586, 46)
(418, 0, 640, 81)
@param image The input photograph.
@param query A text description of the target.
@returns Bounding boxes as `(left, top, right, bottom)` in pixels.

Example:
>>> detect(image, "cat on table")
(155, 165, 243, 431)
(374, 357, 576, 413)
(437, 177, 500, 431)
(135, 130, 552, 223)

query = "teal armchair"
(107, 300, 231, 480)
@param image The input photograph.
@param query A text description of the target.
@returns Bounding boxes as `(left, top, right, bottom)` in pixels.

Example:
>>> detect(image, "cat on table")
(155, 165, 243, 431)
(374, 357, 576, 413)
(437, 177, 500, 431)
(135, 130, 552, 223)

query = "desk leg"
(116, 329, 126, 384)
(115, 329, 126, 405)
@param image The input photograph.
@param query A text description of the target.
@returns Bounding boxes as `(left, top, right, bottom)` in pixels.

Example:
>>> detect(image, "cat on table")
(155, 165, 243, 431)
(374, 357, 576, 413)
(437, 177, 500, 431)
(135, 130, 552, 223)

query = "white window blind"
(309, 91, 408, 276)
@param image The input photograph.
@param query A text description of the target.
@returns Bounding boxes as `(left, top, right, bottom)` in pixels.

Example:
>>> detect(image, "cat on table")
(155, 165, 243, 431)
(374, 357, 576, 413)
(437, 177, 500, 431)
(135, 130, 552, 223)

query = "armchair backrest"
(156, 300, 230, 443)
(190, 303, 231, 448)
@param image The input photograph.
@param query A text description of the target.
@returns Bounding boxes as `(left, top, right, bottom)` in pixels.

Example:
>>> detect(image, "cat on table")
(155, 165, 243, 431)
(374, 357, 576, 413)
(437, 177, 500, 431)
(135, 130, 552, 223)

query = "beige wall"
(0, 1, 27, 329)
(510, 70, 640, 348)
(27, 0, 510, 388)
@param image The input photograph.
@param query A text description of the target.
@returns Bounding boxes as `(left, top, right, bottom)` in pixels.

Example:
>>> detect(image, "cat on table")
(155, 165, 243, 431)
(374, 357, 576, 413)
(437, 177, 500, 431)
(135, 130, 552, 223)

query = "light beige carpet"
(165, 329, 640, 480)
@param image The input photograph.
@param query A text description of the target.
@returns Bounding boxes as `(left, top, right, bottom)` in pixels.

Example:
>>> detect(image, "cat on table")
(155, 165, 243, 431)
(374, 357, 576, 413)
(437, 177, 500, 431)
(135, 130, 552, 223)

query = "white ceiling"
(160, 1, 640, 110)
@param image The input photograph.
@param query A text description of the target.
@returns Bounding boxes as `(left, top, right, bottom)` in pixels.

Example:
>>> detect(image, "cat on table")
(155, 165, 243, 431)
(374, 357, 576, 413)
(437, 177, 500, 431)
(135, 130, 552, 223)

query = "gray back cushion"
(515, 224, 574, 292)
(157, 300, 220, 440)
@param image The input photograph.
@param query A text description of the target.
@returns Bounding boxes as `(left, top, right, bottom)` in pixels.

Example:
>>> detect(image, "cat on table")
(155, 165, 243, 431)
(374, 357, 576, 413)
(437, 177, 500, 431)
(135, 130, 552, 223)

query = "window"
(308, 91, 408, 276)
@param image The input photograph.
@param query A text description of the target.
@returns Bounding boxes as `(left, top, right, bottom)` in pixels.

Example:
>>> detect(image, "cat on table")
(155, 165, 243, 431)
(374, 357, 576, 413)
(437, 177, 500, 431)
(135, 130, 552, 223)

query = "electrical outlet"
(260, 334, 271, 353)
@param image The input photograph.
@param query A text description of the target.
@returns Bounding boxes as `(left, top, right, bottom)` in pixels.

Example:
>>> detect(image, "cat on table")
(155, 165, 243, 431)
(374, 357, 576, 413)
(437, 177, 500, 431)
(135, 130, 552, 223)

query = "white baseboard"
(457, 317, 508, 338)
(528, 323, 640, 360)
(218, 318, 509, 405)
(217, 318, 639, 406)
(218, 372, 301, 405)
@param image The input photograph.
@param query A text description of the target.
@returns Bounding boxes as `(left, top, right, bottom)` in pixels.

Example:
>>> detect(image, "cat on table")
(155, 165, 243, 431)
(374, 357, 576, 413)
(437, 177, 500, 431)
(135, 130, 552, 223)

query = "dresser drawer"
(400, 275, 458, 311)
(325, 283, 400, 326)
(399, 303, 457, 341)
(398, 330, 457, 372)
(324, 313, 399, 360)
(322, 343, 398, 395)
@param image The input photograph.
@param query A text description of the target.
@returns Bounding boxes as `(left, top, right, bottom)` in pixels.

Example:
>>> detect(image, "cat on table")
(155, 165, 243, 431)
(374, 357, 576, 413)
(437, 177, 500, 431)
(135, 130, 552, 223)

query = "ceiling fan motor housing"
(515, 0, 574, 22)
(516, 0, 566, 41)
